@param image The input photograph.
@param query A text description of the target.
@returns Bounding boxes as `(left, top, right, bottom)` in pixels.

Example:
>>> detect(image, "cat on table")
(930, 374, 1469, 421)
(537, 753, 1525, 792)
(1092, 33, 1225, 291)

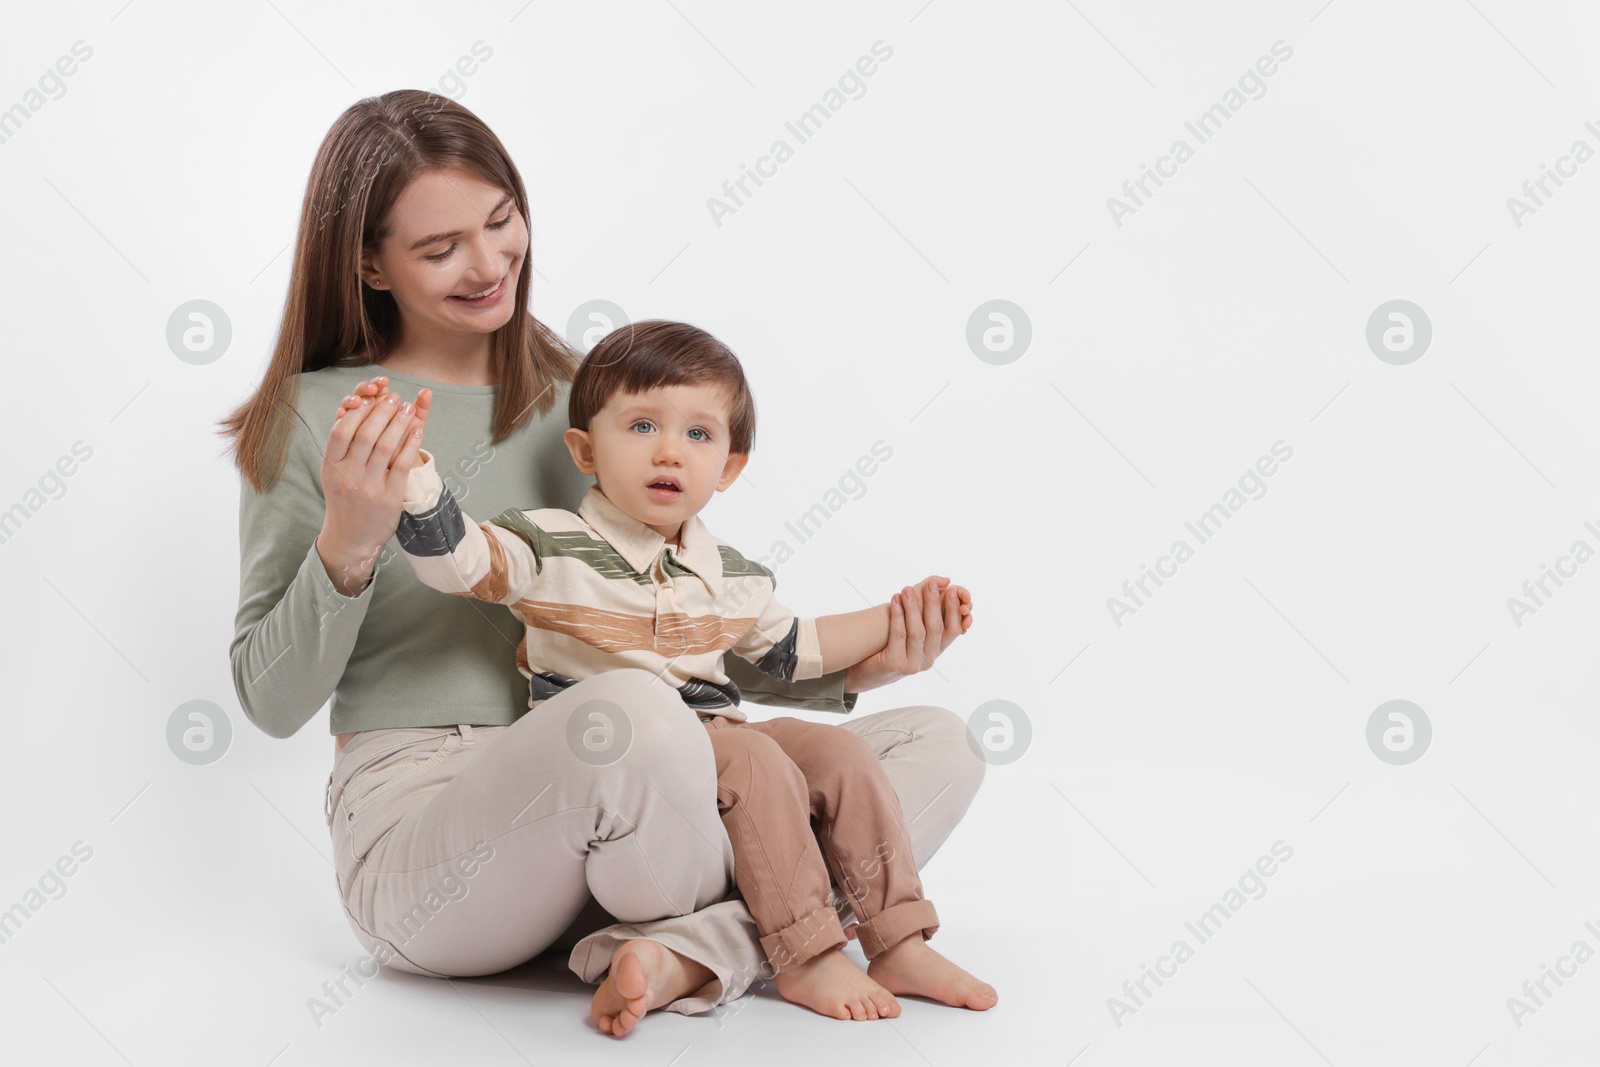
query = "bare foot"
(867, 936, 997, 1010)
(590, 939, 716, 1037)
(774, 946, 902, 1020)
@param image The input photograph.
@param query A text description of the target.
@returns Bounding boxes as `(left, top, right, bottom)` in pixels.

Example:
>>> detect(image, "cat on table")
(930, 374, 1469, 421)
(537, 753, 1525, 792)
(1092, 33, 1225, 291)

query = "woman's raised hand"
(334, 376, 434, 466)
(314, 376, 434, 596)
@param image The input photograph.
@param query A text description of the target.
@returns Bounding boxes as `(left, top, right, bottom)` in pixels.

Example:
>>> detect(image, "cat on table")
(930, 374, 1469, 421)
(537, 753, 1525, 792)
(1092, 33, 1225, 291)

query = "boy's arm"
(813, 607, 892, 676)
(729, 584, 826, 683)
(396, 448, 540, 606)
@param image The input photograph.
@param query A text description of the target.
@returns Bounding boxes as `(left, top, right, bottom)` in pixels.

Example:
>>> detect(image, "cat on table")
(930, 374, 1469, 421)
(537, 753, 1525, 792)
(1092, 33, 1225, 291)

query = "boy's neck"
(596, 485, 685, 545)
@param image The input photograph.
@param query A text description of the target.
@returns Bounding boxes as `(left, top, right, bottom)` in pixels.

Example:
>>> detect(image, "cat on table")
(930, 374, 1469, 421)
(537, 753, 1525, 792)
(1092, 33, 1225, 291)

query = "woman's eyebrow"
(408, 193, 515, 250)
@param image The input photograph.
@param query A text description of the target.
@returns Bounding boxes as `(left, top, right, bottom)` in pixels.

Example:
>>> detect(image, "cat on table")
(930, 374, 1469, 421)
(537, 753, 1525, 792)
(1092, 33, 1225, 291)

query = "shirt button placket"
(652, 554, 667, 645)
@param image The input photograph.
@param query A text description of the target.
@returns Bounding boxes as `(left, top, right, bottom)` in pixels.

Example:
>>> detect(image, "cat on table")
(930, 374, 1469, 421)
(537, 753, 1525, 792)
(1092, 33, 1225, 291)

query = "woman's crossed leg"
(335, 668, 737, 1034)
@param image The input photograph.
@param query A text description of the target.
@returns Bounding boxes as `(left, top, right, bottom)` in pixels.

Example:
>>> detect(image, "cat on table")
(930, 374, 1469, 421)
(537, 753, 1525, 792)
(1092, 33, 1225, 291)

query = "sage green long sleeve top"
(230, 364, 857, 739)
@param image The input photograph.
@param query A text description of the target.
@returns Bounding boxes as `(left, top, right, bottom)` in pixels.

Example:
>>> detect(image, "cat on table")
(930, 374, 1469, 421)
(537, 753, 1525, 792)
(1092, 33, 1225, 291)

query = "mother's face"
(358, 166, 527, 336)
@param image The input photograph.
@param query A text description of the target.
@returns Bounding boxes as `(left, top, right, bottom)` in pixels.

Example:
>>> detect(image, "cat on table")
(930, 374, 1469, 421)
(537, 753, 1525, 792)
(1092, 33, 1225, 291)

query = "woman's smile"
(449, 271, 509, 307)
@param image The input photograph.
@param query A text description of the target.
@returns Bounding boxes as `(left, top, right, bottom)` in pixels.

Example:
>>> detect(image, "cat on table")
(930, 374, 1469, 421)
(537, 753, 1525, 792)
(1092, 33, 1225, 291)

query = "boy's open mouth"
(646, 477, 682, 497)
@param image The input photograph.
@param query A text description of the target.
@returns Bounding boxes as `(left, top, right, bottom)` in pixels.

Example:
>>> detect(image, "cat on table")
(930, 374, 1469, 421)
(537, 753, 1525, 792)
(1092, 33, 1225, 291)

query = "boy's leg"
(743, 717, 938, 959)
(565, 703, 983, 1011)
(701, 719, 849, 971)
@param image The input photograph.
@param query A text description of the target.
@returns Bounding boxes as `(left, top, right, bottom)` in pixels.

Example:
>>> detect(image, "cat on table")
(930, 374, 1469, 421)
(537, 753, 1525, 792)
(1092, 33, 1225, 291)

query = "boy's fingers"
(410, 388, 433, 431)
(334, 392, 366, 419)
(388, 419, 424, 483)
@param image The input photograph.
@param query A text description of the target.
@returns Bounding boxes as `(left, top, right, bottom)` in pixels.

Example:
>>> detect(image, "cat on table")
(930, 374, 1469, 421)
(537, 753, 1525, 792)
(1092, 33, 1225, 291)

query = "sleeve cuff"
(305, 539, 376, 606)
(795, 617, 824, 681)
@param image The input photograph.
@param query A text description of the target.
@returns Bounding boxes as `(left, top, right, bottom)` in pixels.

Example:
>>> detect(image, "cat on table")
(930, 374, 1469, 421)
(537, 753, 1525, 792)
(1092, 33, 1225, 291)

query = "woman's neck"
(377, 330, 496, 387)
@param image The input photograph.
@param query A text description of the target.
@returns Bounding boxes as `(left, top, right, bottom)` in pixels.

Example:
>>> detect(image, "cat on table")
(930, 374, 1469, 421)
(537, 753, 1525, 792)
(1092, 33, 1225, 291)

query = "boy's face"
(562, 382, 748, 541)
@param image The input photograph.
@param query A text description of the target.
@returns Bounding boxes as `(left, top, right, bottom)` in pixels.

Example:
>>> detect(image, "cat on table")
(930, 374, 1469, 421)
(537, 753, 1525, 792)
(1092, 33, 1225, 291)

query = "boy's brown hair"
(568, 320, 757, 455)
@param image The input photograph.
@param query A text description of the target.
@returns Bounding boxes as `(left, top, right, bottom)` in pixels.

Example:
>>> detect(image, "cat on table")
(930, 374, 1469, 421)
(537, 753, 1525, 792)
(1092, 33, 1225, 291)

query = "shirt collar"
(576, 484, 724, 591)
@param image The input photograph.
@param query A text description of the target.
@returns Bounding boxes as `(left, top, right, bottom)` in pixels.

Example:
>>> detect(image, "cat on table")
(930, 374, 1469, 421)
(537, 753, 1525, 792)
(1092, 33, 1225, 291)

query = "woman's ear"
(358, 249, 388, 291)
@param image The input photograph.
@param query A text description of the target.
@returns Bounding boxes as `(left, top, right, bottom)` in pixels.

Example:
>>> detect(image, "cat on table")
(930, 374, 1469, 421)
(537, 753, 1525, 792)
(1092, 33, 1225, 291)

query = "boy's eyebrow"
(617, 401, 728, 427)
(408, 193, 515, 250)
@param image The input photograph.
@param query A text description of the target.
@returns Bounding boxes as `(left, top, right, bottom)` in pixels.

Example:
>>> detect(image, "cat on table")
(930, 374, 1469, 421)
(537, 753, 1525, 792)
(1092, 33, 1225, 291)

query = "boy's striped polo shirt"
(395, 448, 823, 722)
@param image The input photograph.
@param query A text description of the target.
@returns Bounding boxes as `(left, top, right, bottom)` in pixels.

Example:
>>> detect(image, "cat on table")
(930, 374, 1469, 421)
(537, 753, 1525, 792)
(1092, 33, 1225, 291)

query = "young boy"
(393, 320, 996, 1021)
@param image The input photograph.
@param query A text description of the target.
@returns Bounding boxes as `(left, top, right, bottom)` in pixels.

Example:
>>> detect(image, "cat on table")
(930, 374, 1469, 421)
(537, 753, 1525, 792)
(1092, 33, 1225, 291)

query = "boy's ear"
(563, 428, 597, 474)
(716, 452, 749, 491)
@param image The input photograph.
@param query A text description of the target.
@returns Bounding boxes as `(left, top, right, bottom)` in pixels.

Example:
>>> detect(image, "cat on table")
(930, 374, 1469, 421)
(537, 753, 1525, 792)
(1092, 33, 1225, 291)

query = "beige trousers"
(325, 668, 983, 1016)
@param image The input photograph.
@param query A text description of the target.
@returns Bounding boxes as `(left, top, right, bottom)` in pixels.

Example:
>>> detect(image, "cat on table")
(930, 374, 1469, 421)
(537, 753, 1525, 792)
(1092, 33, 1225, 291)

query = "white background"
(2, 1, 1598, 1064)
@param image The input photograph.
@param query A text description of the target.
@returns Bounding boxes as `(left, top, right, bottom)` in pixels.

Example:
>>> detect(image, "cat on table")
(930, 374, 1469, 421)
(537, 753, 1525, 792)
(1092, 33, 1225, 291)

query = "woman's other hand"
(315, 379, 431, 595)
(841, 576, 970, 694)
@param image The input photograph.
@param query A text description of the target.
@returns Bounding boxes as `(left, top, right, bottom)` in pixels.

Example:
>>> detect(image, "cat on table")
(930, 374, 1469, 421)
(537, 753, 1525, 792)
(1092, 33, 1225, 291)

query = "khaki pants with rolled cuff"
(699, 713, 939, 970)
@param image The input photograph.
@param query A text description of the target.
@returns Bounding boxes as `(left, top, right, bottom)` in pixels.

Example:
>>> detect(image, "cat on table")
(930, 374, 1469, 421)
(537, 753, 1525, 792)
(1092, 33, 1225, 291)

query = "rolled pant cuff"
(758, 903, 848, 972)
(569, 928, 726, 1016)
(855, 899, 940, 959)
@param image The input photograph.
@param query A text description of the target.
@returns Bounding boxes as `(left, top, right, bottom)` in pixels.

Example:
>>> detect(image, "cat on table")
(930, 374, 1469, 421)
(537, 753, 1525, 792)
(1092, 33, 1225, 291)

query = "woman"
(218, 89, 982, 1035)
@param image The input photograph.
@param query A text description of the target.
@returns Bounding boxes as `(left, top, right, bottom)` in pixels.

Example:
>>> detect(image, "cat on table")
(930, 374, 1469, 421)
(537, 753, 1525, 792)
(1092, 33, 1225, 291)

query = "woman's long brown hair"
(216, 89, 577, 493)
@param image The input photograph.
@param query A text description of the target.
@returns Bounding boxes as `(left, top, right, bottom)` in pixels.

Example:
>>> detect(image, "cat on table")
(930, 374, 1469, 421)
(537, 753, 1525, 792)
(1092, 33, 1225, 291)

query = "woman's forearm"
(233, 413, 385, 739)
(814, 605, 890, 675)
(233, 541, 375, 739)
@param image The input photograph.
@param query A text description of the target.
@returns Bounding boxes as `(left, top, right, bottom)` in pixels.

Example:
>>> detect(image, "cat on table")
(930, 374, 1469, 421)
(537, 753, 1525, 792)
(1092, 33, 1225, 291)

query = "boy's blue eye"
(630, 420, 711, 441)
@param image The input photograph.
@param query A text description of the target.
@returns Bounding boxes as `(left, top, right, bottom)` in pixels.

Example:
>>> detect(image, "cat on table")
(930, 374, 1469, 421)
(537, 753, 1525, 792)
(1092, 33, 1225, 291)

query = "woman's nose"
(466, 241, 501, 285)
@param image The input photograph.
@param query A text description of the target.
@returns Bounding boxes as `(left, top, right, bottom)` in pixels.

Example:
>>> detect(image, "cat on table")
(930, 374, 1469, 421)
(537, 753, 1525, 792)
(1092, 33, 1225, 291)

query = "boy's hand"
(335, 376, 433, 466)
(896, 578, 971, 636)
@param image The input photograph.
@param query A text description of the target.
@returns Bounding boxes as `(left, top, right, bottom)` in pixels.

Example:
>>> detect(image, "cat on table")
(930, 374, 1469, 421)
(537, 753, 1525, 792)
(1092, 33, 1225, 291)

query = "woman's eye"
(425, 214, 515, 262)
